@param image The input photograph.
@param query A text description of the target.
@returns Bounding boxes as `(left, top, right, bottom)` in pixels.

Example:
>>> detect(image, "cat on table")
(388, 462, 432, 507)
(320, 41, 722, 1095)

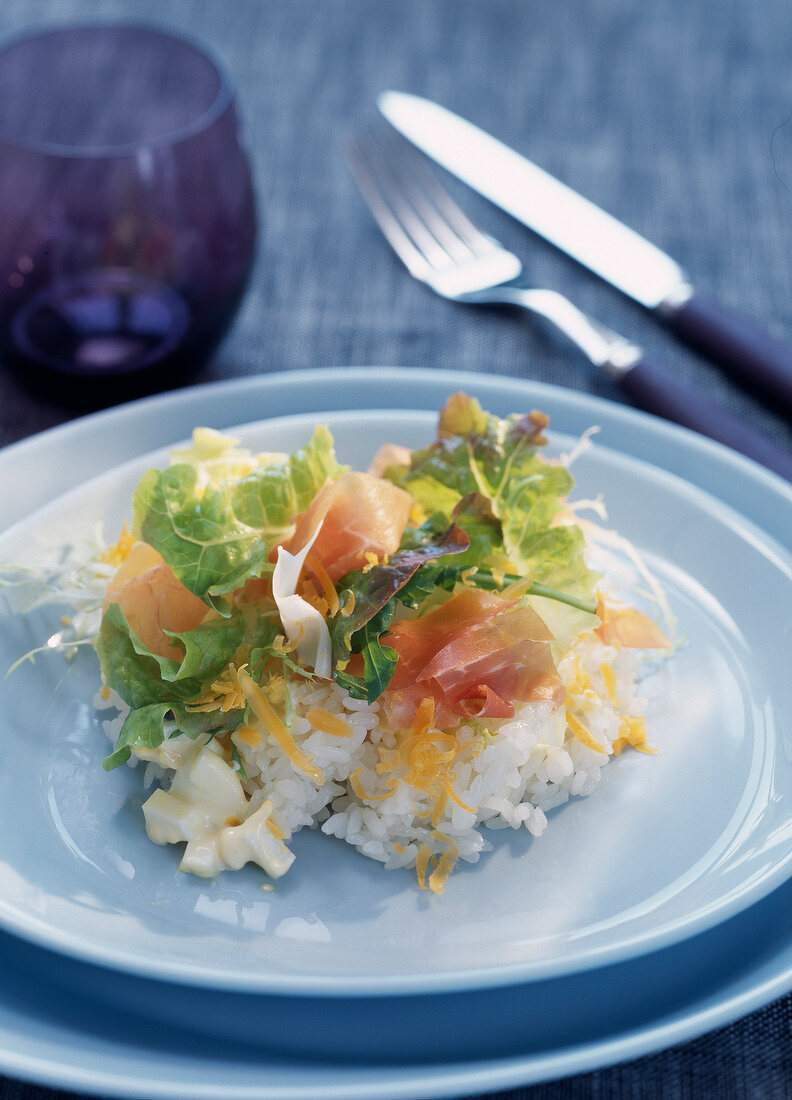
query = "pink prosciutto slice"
(280, 471, 413, 582)
(382, 588, 564, 730)
(104, 542, 210, 660)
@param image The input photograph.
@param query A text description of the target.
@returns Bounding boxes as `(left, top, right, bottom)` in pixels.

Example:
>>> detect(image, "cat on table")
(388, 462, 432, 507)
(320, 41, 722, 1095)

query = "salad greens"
(329, 523, 471, 702)
(96, 393, 600, 770)
(383, 393, 599, 602)
(132, 426, 345, 613)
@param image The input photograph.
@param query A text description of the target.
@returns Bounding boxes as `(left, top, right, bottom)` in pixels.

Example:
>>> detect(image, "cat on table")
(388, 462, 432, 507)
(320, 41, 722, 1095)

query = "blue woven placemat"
(0, 1, 790, 1097)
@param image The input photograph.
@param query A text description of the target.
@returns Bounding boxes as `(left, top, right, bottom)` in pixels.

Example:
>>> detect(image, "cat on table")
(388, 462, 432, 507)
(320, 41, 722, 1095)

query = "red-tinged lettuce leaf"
(385, 392, 598, 606)
(329, 524, 470, 701)
(330, 523, 470, 660)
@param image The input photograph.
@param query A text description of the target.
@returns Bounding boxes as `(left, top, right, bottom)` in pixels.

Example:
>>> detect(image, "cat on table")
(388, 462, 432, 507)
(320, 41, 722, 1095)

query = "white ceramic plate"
(0, 369, 790, 997)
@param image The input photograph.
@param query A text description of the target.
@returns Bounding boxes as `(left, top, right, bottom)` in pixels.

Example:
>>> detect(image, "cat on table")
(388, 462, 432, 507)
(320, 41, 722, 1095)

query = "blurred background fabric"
(0, 0, 791, 1097)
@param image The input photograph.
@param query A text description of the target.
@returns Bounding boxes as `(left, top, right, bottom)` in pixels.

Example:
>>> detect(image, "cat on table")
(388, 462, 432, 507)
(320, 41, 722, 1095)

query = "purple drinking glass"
(0, 24, 256, 403)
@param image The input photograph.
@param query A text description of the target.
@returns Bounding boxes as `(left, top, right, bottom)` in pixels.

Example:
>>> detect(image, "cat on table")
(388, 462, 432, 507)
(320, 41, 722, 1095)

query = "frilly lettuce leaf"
(231, 426, 346, 532)
(97, 603, 199, 709)
(132, 464, 269, 614)
(132, 426, 345, 612)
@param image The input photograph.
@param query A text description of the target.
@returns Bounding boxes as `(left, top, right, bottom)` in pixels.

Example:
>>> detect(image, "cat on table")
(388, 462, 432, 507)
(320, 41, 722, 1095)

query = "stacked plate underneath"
(0, 368, 790, 1100)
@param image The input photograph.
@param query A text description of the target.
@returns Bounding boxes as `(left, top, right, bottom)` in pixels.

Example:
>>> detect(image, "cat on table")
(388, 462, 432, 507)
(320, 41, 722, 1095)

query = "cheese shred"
(238, 667, 324, 785)
(306, 707, 354, 738)
(566, 709, 607, 755)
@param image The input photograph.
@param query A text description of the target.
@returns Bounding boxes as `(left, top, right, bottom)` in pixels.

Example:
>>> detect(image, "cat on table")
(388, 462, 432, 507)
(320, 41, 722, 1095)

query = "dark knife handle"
(618, 356, 792, 482)
(663, 293, 792, 418)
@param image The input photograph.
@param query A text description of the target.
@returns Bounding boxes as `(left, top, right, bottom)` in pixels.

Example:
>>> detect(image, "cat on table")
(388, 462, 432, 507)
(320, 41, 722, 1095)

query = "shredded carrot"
(373, 695, 483, 828)
(613, 715, 657, 756)
(416, 844, 432, 890)
(362, 552, 379, 573)
(443, 769, 477, 814)
(428, 850, 457, 893)
(186, 663, 248, 713)
(431, 788, 448, 828)
(599, 662, 620, 705)
(236, 724, 262, 748)
(273, 629, 301, 654)
(426, 831, 460, 894)
(412, 696, 436, 737)
(101, 523, 135, 566)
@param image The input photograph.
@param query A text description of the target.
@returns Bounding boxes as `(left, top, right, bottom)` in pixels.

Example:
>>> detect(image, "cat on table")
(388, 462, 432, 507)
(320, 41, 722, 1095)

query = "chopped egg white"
(141, 741, 294, 879)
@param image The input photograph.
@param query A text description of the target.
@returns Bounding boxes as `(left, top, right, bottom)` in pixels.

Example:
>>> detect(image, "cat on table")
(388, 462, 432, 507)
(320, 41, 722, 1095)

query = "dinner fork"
(346, 128, 792, 482)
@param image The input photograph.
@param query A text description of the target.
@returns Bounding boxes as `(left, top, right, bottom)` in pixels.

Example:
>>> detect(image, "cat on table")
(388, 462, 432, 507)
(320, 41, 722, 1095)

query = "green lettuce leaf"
(102, 701, 173, 770)
(97, 603, 277, 710)
(335, 606, 400, 704)
(132, 464, 270, 613)
(131, 426, 345, 612)
(102, 700, 243, 771)
(97, 603, 197, 708)
(171, 609, 278, 683)
(231, 426, 346, 534)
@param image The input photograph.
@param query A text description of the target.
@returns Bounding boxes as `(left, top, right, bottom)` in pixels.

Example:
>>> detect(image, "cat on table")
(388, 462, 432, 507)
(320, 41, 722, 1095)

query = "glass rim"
(0, 21, 237, 158)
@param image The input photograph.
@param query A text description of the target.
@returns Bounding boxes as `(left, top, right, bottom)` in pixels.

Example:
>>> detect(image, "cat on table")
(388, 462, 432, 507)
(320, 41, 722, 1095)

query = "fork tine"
(376, 126, 500, 260)
(347, 126, 522, 299)
(369, 129, 478, 264)
(346, 135, 441, 279)
(350, 133, 464, 271)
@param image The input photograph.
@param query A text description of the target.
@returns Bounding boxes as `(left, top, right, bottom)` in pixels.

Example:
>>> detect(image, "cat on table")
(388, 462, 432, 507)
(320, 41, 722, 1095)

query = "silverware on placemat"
(379, 91, 792, 420)
(347, 125, 792, 481)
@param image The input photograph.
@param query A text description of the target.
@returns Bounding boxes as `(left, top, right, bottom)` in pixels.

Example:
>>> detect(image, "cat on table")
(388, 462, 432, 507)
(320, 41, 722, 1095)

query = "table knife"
(379, 91, 792, 418)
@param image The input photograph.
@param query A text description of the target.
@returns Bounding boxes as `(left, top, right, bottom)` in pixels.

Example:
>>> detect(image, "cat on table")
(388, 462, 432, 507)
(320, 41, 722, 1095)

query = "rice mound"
(97, 630, 649, 891)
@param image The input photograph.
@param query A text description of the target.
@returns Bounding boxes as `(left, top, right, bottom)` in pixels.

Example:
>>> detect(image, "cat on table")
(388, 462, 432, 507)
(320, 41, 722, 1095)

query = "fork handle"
(618, 356, 792, 481)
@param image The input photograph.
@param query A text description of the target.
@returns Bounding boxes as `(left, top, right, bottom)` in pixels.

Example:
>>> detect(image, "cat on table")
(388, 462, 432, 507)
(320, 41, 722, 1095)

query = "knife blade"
(379, 91, 792, 417)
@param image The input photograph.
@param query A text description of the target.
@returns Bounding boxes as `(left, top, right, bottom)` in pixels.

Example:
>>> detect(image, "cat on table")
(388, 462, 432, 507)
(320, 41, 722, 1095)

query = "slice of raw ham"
(382, 588, 564, 730)
(104, 542, 209, 660)
(279, 471, 413, 582)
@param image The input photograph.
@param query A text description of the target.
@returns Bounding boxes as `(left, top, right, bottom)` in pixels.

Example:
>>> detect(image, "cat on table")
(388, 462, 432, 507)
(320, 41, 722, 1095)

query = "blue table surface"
(0, 0, 790, 1098)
